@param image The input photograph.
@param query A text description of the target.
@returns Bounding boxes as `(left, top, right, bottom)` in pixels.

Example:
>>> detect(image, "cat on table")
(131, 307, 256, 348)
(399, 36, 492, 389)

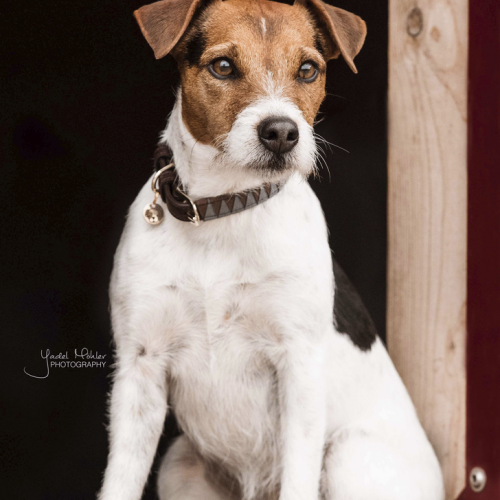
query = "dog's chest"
(166, 277, 284, 467)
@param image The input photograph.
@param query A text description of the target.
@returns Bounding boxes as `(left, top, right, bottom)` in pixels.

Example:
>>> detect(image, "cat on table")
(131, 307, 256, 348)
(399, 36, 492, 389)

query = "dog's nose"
(258, 117, 299, 154)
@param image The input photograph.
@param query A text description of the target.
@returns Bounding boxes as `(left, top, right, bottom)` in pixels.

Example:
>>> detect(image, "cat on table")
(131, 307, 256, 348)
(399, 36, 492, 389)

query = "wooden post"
(387, 1, 468, 499)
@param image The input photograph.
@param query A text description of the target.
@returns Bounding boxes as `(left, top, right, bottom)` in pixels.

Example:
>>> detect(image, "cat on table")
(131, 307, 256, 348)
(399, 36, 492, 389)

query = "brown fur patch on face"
(173, 0, 327, 146)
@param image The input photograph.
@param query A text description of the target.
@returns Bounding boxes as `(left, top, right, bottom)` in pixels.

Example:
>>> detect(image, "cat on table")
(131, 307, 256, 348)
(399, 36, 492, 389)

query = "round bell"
(143, 203, 164, 225)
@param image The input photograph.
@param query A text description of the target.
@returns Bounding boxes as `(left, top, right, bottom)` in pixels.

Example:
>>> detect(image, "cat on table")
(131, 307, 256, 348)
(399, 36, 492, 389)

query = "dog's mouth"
(217, 139, 299, 177)
(246, 150, 294, 174)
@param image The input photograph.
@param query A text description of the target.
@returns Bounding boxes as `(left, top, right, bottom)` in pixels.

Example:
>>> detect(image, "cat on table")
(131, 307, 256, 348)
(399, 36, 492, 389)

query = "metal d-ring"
(176, 186, 201, 226)
(142, 164, 174, 226)
(151, 163, 174, 194)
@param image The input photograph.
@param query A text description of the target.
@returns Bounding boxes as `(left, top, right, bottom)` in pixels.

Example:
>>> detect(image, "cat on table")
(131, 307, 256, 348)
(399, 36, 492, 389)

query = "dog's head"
(135, 0, 366, 181)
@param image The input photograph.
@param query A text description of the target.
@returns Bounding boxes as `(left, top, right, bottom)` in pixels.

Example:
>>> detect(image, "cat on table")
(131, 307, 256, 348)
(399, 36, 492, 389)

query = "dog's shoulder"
(332, 257, 377, 351)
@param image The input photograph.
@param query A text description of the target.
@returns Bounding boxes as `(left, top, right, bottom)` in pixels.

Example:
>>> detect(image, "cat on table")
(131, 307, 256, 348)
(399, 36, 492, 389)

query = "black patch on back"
(333, 257, 377, 351)
(185, 30, 207, 67)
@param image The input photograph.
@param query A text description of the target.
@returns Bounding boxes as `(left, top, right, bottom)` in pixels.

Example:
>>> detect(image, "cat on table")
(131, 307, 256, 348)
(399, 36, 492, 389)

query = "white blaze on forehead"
(261, 70, 285, 100)
(261, 17, 267, 34)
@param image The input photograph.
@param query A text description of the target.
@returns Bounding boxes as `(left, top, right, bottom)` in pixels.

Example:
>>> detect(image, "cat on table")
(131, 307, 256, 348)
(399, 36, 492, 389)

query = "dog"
(98, 0, 445, 499)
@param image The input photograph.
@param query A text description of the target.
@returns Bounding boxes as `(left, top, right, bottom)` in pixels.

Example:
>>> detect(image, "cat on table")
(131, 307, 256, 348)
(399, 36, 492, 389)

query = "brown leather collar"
(153, 145, 285, 224)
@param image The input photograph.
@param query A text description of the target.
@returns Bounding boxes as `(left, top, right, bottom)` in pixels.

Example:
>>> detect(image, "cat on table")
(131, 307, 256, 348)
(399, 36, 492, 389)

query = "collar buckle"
(176, 187, 201, 226)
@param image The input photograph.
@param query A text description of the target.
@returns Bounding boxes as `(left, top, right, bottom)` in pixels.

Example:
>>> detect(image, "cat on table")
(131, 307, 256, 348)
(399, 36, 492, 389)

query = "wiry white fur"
(98, 85, 444, 500)
(161, 90, 315, 200)
(223, 95, 317, 179)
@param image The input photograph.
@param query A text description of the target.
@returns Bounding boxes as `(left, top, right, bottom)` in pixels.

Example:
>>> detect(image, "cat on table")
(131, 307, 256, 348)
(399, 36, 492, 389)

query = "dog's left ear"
(134, 0, 203, 59)
(305, 0, 366, 73)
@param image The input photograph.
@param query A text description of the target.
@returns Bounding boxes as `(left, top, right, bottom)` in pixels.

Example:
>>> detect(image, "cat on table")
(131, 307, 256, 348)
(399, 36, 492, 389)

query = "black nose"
(258, 117, 299, 154)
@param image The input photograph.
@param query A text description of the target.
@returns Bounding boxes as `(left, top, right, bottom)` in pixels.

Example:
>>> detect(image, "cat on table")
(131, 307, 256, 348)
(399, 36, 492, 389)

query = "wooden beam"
(387, 1, 468, 499)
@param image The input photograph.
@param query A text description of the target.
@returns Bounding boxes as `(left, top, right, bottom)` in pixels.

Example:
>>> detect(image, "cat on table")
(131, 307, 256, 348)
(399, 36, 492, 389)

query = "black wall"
(1, 0, 387, 498)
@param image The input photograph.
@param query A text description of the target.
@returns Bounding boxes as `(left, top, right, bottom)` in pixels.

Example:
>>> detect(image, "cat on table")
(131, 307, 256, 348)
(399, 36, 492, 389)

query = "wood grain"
(387, 1, 468, 499)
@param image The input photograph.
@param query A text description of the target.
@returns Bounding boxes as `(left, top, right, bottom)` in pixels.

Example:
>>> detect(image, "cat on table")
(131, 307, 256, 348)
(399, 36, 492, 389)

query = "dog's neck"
(161, 92, 291, 200)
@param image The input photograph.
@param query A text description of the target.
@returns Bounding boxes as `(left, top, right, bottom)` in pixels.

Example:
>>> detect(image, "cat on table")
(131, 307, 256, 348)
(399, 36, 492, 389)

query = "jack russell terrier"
(98, 0, 445, 499)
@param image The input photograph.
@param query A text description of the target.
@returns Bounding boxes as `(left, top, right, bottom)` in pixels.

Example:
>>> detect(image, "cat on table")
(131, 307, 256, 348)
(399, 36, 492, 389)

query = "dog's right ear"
(134, 0, 204, 59)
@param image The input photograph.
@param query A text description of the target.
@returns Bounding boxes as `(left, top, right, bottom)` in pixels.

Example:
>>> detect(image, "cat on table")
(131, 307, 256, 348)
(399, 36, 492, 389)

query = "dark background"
(0, 0, 387, 498)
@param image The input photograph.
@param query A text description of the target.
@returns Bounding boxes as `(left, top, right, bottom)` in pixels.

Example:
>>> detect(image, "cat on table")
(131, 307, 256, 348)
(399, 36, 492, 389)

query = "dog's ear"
(306, 0, 366, 73)
(134, 0, 204, 59)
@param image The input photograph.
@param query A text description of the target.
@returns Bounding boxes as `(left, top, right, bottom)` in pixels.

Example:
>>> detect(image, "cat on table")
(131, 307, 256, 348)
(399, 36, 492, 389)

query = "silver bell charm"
(143, 200, 164, 225)
(143, 164, 174, 226)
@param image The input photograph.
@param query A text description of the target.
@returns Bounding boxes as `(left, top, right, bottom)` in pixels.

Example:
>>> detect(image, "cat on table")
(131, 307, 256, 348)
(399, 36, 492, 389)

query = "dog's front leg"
(278, 336, 327, 500)
(98, 339, 168, 500)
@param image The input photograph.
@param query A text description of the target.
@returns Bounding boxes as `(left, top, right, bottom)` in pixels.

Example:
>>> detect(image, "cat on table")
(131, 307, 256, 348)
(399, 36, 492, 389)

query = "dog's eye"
(209, 58, 235, 79)
(298, 62, 318, 83)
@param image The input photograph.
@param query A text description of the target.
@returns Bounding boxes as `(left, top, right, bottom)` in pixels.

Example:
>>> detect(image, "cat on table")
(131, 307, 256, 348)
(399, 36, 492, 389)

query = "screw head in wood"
(470, 467, 487, 493)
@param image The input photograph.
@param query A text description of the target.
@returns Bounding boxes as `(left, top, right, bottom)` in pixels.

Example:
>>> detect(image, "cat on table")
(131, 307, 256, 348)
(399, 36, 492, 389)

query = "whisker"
(190, 133, 209, 157)
(314, 132, 350, 154)
(325, 92, 350, 101)
(313, 143, 332, 182)
(212, 132, 229, 149)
